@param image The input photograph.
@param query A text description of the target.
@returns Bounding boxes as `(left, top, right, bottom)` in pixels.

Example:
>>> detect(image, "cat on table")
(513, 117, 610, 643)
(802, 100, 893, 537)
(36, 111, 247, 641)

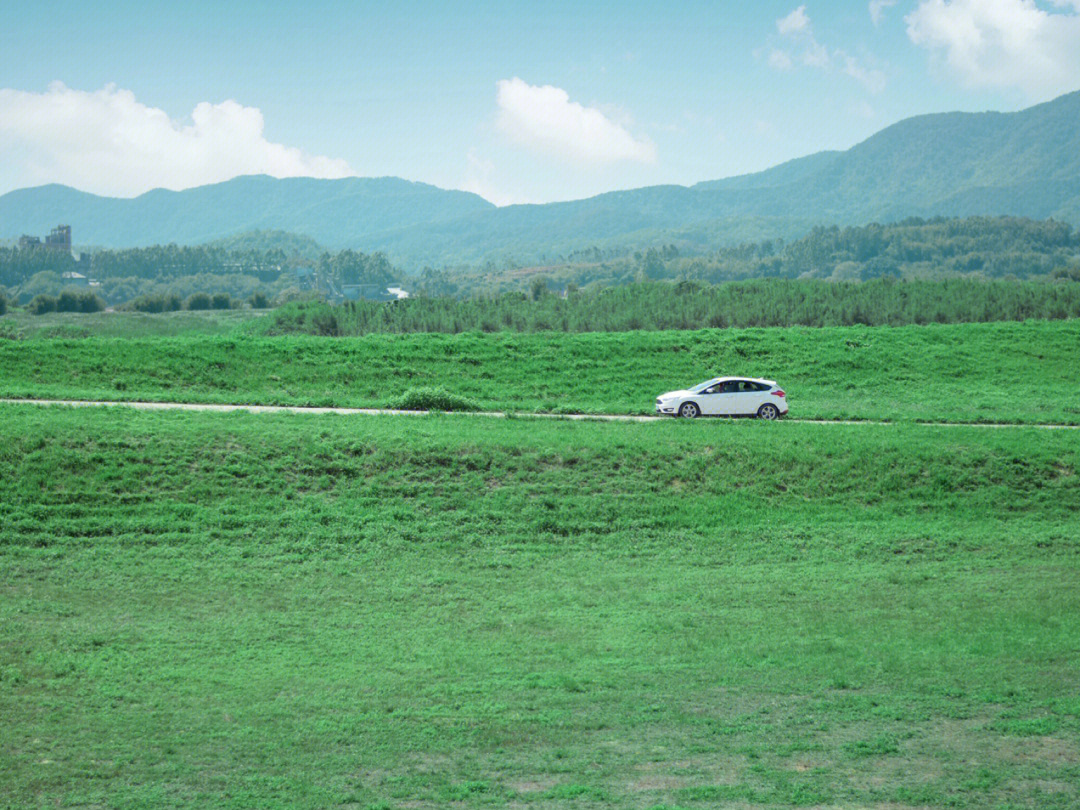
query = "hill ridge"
(3, 90, 1080, 263)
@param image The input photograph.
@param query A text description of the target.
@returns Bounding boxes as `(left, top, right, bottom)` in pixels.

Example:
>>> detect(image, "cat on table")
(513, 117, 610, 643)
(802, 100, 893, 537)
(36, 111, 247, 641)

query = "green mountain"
(791, 92, 1080, 221)
(0, 176, 494, 250)
(693, 151, 842, 192)
(3, 90, 1079, 265)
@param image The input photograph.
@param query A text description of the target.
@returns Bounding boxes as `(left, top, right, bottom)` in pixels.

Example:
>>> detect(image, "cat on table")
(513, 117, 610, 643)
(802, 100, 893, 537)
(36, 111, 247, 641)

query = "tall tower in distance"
(44, 225, 72, 251)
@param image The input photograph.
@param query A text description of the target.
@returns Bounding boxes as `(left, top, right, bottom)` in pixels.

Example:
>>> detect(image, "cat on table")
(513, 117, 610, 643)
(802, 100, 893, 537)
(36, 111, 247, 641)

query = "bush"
(28, 294, 57, 315)
(529, 276, 550, 301)
(185, 292, 212, 311)
(124, 293, 182, 313)
(273, 288, 325, 307)
(211, 292, 232, 310)
(265, 301, 339, 335)
(389, 387, 479, 413)
(249, 291, 271, 309)
(56, 289, 105, 313)
(0, 295, 6, 316)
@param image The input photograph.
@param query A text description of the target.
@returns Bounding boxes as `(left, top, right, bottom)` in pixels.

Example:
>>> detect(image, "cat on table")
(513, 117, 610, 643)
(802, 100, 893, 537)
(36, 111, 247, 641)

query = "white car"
(656, 377, 788, 419)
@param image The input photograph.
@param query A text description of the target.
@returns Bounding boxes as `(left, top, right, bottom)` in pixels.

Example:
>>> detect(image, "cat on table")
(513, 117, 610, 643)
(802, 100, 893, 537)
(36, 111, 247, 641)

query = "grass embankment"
(2, 406, 1079, 808)
(0, 308, 259, 340)
(1, 319, 1079, 423)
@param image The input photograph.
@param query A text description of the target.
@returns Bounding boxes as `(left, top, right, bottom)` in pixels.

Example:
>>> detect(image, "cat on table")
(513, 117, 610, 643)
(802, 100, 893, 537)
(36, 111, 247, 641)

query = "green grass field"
(2, 405, 1078, 808)
(2, 319, 1079, 423)
(0, 308, 261, 340)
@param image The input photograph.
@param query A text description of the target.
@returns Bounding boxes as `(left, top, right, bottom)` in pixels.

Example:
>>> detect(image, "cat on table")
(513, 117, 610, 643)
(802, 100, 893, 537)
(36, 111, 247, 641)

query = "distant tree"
(211, 292, 232, 310)
(262, 278, 1080, 335)
(14, 271, 64, 301)
(28, 294, 57, 315)
(123, 293, 182, 313)
(248, 291, 271, 309)
(529, 276, 550, 301)
(185, 292, 212, 311)
(56, 289, 105, 313)
(641, 248, 666, 278)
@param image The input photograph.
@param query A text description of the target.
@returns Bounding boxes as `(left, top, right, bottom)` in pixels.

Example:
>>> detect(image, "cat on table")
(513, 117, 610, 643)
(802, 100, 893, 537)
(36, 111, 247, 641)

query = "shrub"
(124, 293, 182, 313)
(389, 387, 479, 413)
(185, 292, 212, 311)
(0, 295, 6, 316)
(529, 276, 550, 301)
(57, 289, 105, 313)
(249, 291, 271, 309)
(28, 294, 57, 315)
(211, 292, 232, 310)
(272, 289, 327, 310)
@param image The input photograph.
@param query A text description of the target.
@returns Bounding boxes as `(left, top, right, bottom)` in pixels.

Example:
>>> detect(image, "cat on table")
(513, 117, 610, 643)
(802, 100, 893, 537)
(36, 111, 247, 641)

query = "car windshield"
(692, 379, 719, 391)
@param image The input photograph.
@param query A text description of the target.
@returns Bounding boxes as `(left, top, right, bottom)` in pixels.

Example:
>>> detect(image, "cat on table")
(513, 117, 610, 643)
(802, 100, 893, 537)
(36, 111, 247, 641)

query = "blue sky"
(2, 0, 1079, 203)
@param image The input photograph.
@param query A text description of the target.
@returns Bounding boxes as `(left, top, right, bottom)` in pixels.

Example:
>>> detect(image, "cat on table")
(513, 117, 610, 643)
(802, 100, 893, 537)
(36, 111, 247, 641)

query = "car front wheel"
(678, 402, 700, 419)
(757, 403, 780, 420)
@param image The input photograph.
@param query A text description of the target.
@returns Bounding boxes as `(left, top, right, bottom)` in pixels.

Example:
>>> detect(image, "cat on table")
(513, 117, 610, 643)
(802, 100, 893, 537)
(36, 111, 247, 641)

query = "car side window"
(720, 381, 739, 393)
(702, 383, 722, 394)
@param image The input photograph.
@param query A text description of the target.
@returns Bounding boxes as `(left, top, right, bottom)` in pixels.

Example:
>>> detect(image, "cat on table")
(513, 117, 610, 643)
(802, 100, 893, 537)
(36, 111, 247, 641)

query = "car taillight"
(772, 389, 785, 397)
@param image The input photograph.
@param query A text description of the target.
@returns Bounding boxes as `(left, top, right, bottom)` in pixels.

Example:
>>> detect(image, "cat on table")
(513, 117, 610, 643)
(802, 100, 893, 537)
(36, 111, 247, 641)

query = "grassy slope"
(1, 406, 1078, 808)
(0, 308, 261, 340)
(2, 319, 1079, 423)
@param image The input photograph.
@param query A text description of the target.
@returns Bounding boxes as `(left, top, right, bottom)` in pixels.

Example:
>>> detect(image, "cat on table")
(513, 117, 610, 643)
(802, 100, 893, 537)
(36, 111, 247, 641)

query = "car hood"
(658, 389, 693, 400)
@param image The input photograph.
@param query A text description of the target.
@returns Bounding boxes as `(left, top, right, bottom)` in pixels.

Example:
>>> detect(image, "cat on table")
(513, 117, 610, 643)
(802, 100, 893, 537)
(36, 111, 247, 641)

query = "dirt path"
(3, 398, 1079, 429)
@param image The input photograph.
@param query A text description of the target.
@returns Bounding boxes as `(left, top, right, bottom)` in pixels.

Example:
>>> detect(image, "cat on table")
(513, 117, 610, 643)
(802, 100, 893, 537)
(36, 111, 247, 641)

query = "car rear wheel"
(678, 402, 700, 419)
(757, 403, 780, 420)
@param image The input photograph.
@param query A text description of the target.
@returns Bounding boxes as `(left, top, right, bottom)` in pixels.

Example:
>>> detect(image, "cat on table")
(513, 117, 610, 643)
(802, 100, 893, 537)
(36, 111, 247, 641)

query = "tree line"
(0, 244, 397, 305)
(0, 243, 396, 284)
(264, 278, 1080, 336)
(409, 216, 1080, 297)
(3, 215, 1078, 306)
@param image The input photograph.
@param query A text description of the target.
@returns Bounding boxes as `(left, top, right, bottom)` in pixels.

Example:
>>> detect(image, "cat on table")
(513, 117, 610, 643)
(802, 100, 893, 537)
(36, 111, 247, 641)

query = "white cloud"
(906, 0, 1080, 100)
(842, 54, 888, 92)
(802, 39, 832, 68)
(494, 77, 656, 164)
(769, 49, 794, 69)
(0, 82, 355, 196)
(773, 7, 834, 70)
(777, 6, 811, 34)
(769, 7, 887, 92)
(459, 149, 530, 207)
(869, 0, 899, 25)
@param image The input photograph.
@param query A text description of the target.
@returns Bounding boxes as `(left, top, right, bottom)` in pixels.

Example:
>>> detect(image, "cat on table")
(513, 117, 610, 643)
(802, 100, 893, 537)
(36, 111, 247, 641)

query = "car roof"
(703, 376, 777, 385)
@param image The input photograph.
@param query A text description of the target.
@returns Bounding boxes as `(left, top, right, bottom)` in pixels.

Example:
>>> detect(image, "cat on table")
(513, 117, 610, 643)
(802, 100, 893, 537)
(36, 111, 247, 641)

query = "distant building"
(20, 224, 72, 252)
(45, 225, 72, 252)
(19, 223, 81, 259)
(61, 271, 89, 288)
